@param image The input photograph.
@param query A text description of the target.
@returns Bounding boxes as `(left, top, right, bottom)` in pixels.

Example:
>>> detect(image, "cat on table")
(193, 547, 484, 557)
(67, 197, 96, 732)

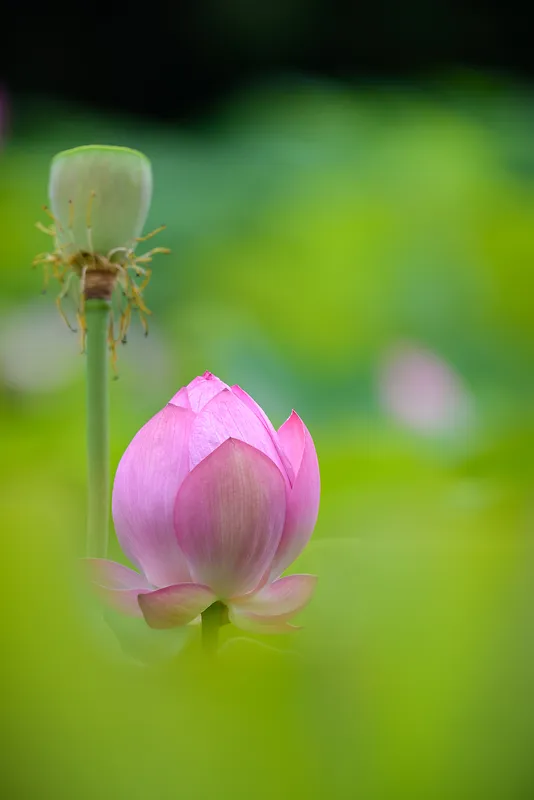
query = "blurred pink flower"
(88, 372, 320, 633)
(377, 342, 471, 433)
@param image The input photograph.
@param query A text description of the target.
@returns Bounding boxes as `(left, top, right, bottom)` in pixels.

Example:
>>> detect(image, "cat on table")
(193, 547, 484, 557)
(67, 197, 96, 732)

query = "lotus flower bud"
(88, 373, 320, 634)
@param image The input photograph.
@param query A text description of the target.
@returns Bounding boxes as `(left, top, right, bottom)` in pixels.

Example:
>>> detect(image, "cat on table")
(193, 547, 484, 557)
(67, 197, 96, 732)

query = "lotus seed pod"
(49, 145, 153, 259)
(35, 144, 169, 365)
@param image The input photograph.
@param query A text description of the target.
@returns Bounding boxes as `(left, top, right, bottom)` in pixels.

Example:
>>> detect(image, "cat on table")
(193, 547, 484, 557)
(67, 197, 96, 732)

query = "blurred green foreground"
(2, 80, 534, 799)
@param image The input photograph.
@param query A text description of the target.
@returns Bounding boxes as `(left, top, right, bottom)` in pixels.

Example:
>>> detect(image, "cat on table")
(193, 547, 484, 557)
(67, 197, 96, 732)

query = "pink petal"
(138, 583, 216, 629)
(85, 558, 152, 617)
(229, 384, 278, 433)
(85, 558, 151, 590)
(277, 409, 305, 473)
(181, 372, 229, 413)
(230, 574, 317, 620)
(230, 385, 295, 485)
(269, 412, 320, 579)
(112, 404, 194, 587)
(228, 609, 302, 634)
(175, 438, 286, 598)
(189, 389, 289, 479)
(168, 385, 191, 409)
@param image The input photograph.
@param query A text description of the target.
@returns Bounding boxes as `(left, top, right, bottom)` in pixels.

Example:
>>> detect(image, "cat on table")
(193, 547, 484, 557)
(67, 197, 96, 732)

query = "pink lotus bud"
(87, 373, 320, 633)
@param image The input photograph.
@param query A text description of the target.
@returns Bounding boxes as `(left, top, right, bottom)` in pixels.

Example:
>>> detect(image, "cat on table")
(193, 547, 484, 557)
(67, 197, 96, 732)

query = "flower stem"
(201, 602, 225, 655)
(85, 299, 111, 558)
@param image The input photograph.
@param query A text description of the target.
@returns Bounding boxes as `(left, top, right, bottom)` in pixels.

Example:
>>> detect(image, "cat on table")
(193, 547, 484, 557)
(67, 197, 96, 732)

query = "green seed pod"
(34, 144, 169, 368)
(49, 145, 153, 259)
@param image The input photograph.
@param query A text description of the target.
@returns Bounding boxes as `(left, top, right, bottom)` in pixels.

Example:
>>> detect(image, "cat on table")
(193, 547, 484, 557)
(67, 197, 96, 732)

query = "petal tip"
(281, 409, 302, 429)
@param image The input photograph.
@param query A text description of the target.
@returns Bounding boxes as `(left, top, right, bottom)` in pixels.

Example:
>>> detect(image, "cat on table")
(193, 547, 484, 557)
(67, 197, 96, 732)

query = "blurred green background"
(2, 76, 534, 798)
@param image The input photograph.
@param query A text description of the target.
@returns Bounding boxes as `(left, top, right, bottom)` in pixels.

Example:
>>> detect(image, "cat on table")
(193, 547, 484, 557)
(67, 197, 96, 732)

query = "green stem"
(85, 299, 111, 558)
(201, 602, 225, 655)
